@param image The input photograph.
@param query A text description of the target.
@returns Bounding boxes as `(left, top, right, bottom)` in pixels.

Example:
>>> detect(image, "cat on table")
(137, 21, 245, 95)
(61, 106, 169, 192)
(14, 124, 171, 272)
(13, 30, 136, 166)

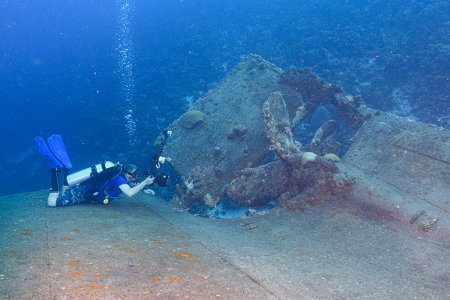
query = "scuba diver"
(35, 135, 155, 207)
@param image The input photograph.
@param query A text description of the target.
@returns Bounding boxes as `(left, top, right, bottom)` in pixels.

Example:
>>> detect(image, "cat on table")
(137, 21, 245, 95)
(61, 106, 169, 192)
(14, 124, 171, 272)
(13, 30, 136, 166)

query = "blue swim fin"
(35, 136, 60, 169)
(47, 135, 73, 169)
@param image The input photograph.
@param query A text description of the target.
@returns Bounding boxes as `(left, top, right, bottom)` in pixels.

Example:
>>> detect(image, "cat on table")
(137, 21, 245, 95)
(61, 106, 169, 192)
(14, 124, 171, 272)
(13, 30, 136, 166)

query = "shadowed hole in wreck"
(293, 103, 355, 158)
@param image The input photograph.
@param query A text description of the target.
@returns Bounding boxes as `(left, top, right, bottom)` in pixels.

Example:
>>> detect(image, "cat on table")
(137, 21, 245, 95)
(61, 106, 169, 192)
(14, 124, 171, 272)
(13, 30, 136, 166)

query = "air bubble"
(116, 0, 136, 146)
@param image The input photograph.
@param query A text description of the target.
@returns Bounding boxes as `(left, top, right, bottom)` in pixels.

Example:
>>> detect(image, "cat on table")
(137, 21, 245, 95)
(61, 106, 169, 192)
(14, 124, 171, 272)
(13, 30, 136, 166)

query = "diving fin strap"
(47, 135, 73, 169)
(35, 136, 60, 169)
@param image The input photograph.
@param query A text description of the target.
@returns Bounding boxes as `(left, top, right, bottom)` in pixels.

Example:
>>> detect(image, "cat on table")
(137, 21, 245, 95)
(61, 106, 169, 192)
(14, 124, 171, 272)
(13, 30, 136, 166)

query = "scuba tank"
(67, 161, 115, 187)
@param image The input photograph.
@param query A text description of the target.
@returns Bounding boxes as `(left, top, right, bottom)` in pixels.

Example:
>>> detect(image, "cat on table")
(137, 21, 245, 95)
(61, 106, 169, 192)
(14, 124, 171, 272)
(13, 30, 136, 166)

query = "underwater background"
(1, 0, 450, 198)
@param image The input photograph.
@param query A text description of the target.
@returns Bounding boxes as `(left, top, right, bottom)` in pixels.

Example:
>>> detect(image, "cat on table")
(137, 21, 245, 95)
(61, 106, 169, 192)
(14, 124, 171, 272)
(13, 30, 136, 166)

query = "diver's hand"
(143, 189, 155, 195)
(144, 176, 155, 185)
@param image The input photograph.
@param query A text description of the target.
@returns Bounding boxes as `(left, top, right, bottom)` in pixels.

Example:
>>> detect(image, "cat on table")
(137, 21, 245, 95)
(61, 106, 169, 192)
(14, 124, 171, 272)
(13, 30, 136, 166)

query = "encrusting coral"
(180, 110, 205, 129)
(228, 91, 352, 210)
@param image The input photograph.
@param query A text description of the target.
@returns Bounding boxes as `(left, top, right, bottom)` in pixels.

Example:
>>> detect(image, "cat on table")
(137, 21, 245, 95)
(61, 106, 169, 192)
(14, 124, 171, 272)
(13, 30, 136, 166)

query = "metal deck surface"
(1, 189, 449, 299)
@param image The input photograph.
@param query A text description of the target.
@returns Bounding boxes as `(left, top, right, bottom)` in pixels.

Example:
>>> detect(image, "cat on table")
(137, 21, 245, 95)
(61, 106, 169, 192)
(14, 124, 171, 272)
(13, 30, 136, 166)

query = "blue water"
(1, 0, 450, 199)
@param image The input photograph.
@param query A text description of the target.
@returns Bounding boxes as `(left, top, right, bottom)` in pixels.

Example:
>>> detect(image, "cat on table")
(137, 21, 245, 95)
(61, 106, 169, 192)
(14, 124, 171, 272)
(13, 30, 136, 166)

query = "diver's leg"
(56, 185, 85, 207)
(36, 136, 62, 206)
(49, 168, 60, 193)
(62, 168, 70, 193)
(48, 168, 60, 206)
(48, 136, 72, 193)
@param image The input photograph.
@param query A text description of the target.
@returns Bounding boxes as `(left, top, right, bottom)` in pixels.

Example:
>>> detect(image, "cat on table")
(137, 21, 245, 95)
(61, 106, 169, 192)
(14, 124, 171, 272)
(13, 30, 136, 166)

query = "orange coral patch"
(178, 253, 191, 258)
(75, 286, 83, 289)
(95, 275, 102, 277)
(109, 286, 114, 290)
(73, 273, 80, 277)
(193, 275, 204, 280)
(91, 286, 99, 289)
(107, 266, 113, 269)
(63, 238, 71, 241)
(129, 249, 136, 253)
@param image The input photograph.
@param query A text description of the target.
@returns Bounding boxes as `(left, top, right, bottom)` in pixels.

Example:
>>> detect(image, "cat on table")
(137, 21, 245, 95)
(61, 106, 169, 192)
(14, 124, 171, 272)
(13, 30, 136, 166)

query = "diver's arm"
(119, 177, 155, 197)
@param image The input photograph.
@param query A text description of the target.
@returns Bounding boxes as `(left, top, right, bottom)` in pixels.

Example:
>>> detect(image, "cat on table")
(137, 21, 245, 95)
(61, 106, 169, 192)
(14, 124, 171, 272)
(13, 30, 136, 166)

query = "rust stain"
(70, 261, 82, 266)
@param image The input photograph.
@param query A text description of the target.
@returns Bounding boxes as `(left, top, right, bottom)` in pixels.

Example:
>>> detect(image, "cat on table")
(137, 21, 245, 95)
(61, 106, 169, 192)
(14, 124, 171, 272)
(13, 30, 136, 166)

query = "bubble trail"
(116, 0, 136, 146)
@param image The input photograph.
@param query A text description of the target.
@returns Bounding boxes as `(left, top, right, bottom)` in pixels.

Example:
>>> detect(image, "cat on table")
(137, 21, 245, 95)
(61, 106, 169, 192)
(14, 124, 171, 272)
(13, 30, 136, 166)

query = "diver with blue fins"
(35, 135, 155, 206)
